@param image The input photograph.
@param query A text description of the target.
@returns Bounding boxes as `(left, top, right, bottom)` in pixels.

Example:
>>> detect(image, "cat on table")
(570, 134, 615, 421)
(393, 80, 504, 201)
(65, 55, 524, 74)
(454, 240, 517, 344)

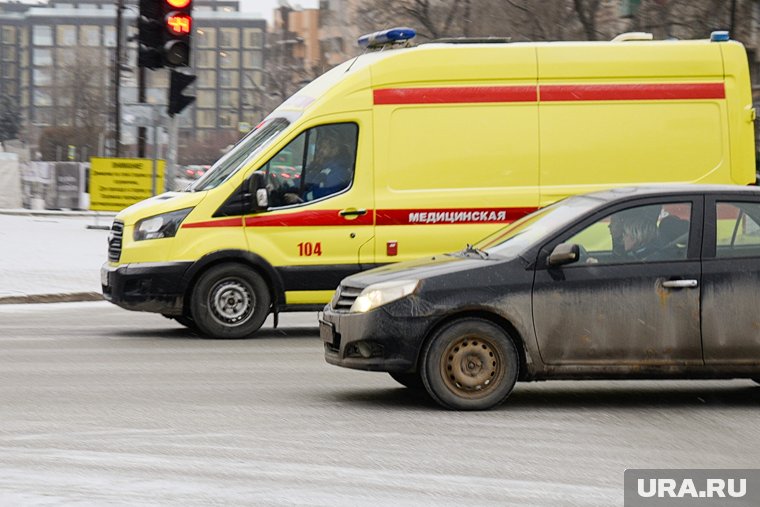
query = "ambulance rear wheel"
(190, 263, 270, 339)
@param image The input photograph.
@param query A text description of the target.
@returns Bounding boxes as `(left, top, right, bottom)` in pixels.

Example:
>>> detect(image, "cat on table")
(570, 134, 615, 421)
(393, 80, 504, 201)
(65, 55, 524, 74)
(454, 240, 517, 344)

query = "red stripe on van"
(375, 207, 536, 226)
(245, 209, 375, 227)
(374, 86, 537, 105)
(540, 83, 725, 101)
(182, 217, 243, 228)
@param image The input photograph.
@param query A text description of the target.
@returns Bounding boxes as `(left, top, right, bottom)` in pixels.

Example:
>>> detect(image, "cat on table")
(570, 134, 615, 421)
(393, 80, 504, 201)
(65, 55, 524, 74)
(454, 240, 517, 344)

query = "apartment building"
(0, 0, 266, 154)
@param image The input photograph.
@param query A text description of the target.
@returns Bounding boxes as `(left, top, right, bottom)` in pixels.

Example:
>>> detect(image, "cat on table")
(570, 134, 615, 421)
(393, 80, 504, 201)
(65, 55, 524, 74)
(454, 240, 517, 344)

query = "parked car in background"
(322, 185, 760, 410)
(183, 165, 211, 179)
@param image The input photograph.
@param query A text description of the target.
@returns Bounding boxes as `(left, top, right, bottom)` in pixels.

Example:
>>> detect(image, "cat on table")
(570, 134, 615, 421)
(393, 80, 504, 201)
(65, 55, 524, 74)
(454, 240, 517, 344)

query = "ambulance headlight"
(350, 280, 419, 313)
(133, 208, 193, 241)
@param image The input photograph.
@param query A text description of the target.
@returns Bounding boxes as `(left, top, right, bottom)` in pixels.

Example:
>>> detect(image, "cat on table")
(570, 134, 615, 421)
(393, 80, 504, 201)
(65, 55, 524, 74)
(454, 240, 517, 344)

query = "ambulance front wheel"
(190, 263, 271, 339)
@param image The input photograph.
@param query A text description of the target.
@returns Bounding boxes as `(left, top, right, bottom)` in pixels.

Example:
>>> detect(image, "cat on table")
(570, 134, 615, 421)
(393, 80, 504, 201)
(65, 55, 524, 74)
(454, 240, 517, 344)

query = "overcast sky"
(239, 0, 319, 24)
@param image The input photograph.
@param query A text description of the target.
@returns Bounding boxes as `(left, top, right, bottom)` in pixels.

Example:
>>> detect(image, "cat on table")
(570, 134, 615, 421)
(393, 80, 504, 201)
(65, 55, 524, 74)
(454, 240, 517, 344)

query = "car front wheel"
(421, 319, 519, 410)
(190, 263, 270, 339)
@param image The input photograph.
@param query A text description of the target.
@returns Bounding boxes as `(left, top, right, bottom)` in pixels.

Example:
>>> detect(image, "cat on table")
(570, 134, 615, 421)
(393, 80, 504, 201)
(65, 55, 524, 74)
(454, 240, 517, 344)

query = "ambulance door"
(244, 116, 374, 306)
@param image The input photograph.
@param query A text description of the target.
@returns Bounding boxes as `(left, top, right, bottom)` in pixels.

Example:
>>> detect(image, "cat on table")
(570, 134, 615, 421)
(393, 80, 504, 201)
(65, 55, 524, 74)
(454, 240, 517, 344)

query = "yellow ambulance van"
(102, 29, 756, 338)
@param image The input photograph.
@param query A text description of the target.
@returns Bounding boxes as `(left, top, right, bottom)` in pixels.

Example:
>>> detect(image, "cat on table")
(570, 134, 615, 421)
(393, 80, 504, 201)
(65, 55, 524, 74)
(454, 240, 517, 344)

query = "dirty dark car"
(322, 185, 760, 410)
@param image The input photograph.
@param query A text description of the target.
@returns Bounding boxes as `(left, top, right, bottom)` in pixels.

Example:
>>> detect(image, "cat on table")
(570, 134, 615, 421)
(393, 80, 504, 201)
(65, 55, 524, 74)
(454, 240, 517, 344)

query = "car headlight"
(350, 280, 419, 313)
(133, 208, 193, 241)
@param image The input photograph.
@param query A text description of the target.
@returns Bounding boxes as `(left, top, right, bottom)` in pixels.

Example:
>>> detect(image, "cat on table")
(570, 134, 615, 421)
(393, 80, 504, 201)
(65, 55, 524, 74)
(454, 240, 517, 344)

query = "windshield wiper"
(463, 243, 489, 259)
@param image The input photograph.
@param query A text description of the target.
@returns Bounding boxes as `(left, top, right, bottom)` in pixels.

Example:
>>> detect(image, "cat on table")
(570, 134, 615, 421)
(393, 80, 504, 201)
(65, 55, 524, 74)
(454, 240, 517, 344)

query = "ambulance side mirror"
(248, 172, 269, 211)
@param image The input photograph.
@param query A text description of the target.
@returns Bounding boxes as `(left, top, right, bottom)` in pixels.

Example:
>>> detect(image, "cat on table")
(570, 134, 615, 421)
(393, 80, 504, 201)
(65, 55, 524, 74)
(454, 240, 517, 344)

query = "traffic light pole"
(113, 0, 124, 157)
(137, 66, 147, 158)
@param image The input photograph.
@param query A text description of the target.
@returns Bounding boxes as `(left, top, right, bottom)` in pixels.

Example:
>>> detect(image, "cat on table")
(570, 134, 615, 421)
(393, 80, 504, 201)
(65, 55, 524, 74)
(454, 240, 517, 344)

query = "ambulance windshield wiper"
(461, 243, 489, 259)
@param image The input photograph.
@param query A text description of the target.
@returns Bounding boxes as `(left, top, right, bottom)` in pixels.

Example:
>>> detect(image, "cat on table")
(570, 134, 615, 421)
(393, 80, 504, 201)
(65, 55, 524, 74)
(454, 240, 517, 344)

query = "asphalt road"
(1, 302, 759, 506)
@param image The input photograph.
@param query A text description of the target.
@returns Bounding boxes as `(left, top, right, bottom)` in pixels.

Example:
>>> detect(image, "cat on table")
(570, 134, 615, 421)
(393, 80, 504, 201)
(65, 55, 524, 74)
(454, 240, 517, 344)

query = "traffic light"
(138, 0, 193, 69)
(168, 70, 196, 117)
(138, 0, 164, 69)
(162, 0, 193, 67)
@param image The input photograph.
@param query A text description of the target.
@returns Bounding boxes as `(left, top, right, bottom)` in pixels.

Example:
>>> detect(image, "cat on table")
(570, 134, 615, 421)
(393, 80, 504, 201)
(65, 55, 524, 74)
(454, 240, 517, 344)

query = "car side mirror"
(548, 243, 580, 267)
(248, 172, 269, 211)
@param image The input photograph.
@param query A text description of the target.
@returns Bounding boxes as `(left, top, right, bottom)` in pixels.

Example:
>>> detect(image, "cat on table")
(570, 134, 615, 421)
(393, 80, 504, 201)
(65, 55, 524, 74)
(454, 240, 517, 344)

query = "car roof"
(585, 184, 760, 202)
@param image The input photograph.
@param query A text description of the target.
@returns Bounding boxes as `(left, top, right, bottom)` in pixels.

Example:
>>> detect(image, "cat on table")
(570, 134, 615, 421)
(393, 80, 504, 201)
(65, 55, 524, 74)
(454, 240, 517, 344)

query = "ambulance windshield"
(189, 117, 290, 191)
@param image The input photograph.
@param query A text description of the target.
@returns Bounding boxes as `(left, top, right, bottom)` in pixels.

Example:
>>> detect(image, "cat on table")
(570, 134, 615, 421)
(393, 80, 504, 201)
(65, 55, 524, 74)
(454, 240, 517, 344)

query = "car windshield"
(189, 117, 291, 192)
(476, 196, 603, 256)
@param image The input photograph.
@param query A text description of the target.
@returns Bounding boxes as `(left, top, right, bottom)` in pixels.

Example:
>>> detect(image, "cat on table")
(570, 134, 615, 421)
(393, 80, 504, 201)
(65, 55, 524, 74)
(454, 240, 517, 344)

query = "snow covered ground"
(0, 213, 111, 299)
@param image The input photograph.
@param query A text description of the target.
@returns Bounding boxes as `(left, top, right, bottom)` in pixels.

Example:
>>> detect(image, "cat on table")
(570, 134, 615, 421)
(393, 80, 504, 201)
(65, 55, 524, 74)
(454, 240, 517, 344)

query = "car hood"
(345, 253, 505, 289)
(116, 191, 207, 226)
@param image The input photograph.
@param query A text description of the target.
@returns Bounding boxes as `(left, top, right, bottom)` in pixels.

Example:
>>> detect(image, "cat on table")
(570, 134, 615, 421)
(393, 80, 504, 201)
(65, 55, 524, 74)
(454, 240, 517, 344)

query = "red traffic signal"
(162, 0, 192, 67)
(166, 13, 191, 36)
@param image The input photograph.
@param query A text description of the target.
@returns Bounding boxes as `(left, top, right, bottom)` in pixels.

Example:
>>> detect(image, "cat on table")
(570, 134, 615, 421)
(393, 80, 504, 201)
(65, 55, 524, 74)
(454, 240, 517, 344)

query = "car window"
(715, 201, 760, 257)
(566, 202, 692, 264)
(262, 123, 358, 207)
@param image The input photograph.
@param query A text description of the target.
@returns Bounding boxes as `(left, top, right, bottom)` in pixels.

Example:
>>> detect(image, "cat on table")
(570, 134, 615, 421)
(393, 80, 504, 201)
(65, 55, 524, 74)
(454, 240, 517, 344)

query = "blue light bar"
(710, 30, 730, 42)
(358, 27, 416, 48)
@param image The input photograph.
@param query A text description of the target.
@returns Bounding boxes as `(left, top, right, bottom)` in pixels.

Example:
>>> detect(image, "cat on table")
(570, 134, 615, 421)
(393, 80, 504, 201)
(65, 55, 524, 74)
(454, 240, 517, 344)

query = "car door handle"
(339, 208, 367, 217)
(662, 279, 698, 289)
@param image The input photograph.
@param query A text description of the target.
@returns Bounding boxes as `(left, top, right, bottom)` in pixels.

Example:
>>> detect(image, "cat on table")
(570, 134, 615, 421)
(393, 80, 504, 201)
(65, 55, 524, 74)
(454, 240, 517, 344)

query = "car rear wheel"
(190, 263, 270, 339)
(389, 371, 424, 390)
(421, 319, 519, 411)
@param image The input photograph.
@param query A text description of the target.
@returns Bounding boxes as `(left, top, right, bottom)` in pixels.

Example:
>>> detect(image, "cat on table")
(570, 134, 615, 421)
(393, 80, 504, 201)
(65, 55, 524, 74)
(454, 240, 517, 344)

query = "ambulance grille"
(333, 285, 363, 312)
(108, 220, 124, 262)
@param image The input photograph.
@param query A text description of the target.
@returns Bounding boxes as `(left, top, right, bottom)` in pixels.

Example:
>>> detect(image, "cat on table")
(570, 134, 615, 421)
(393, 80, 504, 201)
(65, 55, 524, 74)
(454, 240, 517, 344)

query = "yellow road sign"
(89, 157, 165, 211)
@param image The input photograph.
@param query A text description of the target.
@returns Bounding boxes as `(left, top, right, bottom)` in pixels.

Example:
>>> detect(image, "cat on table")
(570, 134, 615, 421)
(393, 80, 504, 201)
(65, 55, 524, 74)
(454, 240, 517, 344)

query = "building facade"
(0, 0, 266, 158)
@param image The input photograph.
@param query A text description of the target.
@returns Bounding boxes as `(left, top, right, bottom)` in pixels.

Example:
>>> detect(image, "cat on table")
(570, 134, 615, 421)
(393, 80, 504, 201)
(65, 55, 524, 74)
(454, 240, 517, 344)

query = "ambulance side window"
(263, 123, 358, 207)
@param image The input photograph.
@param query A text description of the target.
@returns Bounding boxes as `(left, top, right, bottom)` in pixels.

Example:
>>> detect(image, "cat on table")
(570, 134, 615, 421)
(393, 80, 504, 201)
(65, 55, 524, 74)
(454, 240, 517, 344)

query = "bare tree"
(37, 48, 112, 160)
(0, 95, 21, 142)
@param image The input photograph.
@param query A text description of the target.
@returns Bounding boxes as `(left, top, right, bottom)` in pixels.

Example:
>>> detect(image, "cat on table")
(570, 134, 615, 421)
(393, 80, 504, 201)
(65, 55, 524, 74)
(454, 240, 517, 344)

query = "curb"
(0, 209, 117, 218)
(0, 292, 104, 305)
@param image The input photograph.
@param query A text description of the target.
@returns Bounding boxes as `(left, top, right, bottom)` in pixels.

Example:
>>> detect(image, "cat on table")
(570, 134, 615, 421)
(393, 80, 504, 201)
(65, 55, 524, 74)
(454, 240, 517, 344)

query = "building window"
(243, 29, 263, 49)
(34, 108, 53, 125)
(33, 67, 51, 86)
(196, 49, 216, 68)
(219, 111, 238, 128)
(196, 90, 216, 108)
(104, 26, 116, 48)
(2, 63, 16, 78)
(219, 28, 239, 48)
(219, 70, 238, 88)
(219, 50, 239, 69)
(55, 48, 77, 67)
(33, 26, 53, 46)
(243, 70, 263, 88)
(34, 89, 53, 106)
(57, 26, 77, 46)
(33, 48, 52, 66)
(2, 26, 16, 44)
(220, 90, 238, 108)
(196, 28, 216, 48)
(2, 46, 16, 62)
(80, 26, 100, 46)
(242, 50, 263, 69)
(56, 108, 72, 126)
(197, 70, 216, 88)
(196, 109, 216, 128)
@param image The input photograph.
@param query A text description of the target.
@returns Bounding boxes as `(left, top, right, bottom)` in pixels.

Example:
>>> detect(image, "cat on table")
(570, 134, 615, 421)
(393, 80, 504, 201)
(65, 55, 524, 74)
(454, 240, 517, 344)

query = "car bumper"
(321, 305, 432, 372)
(101, 261, 192, 315)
